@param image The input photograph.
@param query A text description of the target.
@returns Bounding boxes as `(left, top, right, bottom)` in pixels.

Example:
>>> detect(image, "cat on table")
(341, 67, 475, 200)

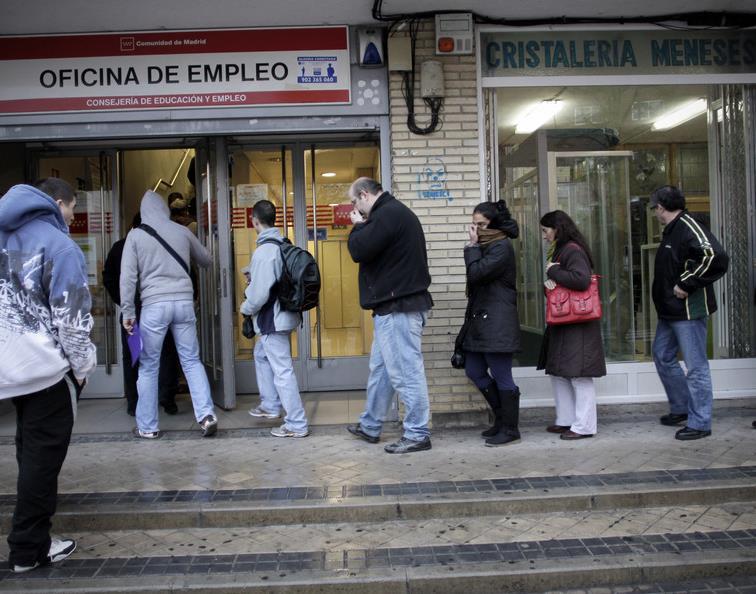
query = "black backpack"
(260, 238, 321, 312)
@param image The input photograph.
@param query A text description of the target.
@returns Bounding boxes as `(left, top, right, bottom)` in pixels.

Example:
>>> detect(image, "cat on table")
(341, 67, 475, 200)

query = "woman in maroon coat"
(537, 210, 606, 440)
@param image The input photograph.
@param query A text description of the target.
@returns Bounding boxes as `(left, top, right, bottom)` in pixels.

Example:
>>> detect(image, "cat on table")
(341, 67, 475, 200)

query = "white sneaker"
(270, 424, 309, 438)
(132, 427, 161, 439)
(12, 538, 76, 573)
(248, 406, 280, 419)
(48, 538, 77, 564)
(200, 414, 218, 437)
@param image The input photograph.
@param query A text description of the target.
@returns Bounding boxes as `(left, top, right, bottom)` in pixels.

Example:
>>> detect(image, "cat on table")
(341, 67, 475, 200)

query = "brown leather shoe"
(560, 430, 594, 440)
(546, 425, 570, 434)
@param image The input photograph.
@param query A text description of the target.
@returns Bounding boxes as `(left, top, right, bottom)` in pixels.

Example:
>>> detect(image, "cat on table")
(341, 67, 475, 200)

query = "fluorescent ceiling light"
(321, 172, 336, 177)
(652, 98, 706, 130)
(514, 100, 564, 134)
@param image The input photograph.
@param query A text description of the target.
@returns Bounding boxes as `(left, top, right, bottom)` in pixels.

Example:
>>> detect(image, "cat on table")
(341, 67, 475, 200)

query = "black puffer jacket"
(538, 242, 606, 378)
(462, 233, 521, 354)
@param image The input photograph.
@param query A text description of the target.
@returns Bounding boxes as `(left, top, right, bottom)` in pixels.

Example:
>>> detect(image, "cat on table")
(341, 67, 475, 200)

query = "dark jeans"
(120, 325, 178, 413)
(7, 378, 75, 567)
(464, 351, 517, 391)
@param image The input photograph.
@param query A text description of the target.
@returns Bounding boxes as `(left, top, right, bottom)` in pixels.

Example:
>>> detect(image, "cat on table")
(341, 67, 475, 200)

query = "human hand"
(123, 318, 135, 335)
(467, 224, 478, 244)
(673, 284, 688, 299)
(544, 279, 557, 291)
(350, 208, 364, 224)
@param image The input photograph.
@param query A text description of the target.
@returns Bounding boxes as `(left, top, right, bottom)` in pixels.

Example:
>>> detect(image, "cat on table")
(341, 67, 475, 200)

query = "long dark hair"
(472, 199, 519, 238)
(539, 210, 594, 268)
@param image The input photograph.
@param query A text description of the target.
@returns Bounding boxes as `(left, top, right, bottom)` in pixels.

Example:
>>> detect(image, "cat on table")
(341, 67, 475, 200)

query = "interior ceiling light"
(514, 100, 564, 134)
(321, 172, 336, 177)
(652, 98, 707, 131)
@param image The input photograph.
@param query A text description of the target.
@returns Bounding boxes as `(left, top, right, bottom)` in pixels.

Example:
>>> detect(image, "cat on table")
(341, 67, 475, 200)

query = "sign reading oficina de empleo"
(0, 26, 351, 115)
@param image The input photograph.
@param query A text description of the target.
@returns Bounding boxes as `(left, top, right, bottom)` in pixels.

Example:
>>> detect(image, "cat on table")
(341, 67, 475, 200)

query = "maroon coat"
(537, 243, 606, 378)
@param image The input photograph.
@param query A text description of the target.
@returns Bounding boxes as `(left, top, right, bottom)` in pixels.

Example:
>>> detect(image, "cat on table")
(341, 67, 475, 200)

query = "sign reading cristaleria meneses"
(481, 30, 756, 78)
(0, 27, 351, 115)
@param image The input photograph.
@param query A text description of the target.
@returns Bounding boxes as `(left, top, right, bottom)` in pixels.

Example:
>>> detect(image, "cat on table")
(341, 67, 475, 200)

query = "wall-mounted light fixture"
(514, 100, 564, 134)
(652, 98, 707, 130)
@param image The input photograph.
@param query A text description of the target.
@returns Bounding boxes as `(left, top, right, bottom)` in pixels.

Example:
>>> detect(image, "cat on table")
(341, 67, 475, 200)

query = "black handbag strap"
(139, 224, 190, 275)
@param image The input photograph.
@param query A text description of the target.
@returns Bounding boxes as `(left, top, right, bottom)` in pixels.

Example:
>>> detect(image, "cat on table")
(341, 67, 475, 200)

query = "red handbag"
(545, 274, 602, 325)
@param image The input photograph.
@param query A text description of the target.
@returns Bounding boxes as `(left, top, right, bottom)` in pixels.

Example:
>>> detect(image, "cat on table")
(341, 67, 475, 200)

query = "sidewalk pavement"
(0, 395, 753, 495)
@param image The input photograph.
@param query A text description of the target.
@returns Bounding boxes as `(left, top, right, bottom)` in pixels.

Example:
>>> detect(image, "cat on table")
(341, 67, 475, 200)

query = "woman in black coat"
(538, 210, 606, 440)
(461, 200, 522, 447)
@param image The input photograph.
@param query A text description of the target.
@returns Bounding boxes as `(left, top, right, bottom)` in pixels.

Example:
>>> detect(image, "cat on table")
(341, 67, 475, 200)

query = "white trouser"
(551, 376, 597, 435)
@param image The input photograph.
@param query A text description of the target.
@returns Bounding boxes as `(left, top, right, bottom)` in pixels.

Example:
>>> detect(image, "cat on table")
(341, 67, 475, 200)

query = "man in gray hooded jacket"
(120, 190, 217, 439)
(240, 199, 309, 438)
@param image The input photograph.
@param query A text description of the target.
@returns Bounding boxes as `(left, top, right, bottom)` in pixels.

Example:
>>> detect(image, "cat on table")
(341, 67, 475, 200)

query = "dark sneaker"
(384, 436, 432, 454)
(12, 538, 76, 573)
(132, 427, 161, 439)
(675, 426, 711, 441)
(660, 413, 688, 426)
(200, 415, 218, 437)
(346, 424, 379, 444)
(162, 403, 179, 415)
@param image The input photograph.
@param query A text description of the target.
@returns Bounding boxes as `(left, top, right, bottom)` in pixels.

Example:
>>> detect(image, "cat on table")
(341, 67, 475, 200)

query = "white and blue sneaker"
(12, 538, 76, 573)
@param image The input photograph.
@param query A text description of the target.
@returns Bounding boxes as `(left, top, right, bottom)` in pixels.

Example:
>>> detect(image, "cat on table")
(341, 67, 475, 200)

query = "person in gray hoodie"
(120, 190, 217, 439)
(0, 178, 96, 572)
(240, 199, 309, 438)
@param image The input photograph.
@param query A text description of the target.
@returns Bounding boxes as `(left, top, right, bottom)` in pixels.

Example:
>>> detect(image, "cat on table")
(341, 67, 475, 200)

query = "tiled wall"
(388, 20, 483, 415)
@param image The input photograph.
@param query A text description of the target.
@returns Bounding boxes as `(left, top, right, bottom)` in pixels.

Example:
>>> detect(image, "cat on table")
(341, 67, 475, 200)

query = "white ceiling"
(2, 0, 753, 35)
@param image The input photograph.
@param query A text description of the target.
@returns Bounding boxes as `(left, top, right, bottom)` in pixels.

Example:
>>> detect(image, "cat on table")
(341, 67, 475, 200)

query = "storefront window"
(494, 84, 753, 365)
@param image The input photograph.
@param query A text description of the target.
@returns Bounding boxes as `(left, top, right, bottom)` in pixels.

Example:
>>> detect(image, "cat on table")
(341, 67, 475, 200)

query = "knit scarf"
(477, 228, 507, 246)
(546, 240, 557, 262)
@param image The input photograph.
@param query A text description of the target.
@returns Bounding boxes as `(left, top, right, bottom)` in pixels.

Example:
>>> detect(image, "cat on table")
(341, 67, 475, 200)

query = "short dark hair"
(252, 199, 276, 227)
(649, 185, 686, 211)
(350, 177, 383, 200)
(34, 178, 75, 205)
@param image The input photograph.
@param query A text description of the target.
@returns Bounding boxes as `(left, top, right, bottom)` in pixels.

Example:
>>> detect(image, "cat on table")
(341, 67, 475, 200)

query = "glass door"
(196, 140, 237, 409)
(229, 140, 380, 392)
(33, 152, 121, 396)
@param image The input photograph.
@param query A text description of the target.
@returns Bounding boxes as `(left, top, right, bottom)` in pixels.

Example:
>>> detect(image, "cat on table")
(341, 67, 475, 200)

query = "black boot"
(479, 382, 503, 437)
(485, 388, 521, 447)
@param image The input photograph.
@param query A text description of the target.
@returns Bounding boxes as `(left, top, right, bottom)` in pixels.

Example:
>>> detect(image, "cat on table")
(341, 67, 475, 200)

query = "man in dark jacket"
(345, 177, 433, 454)
(650, 185, 729, 441)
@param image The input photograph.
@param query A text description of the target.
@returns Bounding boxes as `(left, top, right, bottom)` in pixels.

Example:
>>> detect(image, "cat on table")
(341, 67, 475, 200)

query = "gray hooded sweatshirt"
(120, 190, 211, 320)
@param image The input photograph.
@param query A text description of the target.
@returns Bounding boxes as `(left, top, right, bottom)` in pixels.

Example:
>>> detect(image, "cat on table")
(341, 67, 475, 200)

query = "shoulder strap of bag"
(139, 223, 190, 275)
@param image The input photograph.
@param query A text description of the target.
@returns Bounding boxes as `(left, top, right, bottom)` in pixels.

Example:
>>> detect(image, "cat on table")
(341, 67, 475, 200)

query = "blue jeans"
(359, 311, 430, 441)
(254, 332, 308, 432)
(652, 317, 713, 431)
(136, 300, 215, 432)
(464, 352, 517, 392)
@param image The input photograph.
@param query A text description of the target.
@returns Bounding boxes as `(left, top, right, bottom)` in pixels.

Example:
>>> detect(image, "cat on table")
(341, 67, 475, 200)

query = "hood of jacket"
(0, 184, 68, 234)
(139, 190, 171, 226)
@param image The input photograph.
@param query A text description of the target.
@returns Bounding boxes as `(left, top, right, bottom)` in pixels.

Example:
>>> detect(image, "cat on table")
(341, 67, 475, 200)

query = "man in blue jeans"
(345, 177, 433, 454)
(240, 200, 309, 438)
(120, 191, 218, 439)
(650, 186, 729, 441)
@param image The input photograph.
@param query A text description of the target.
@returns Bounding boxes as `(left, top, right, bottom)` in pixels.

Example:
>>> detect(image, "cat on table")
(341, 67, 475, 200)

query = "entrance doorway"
(24, 134, 382, 411)
(228, 140, 381, 393)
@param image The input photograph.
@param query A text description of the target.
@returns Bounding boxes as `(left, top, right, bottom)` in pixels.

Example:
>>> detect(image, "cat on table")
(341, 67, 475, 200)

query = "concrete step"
(1, 465, 754, 533)
(1, 466, 756, 592)
(1, 529, 755, 592)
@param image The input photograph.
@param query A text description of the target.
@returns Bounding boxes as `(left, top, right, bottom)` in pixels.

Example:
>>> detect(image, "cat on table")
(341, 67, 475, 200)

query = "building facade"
(1, 9, 754, 422)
